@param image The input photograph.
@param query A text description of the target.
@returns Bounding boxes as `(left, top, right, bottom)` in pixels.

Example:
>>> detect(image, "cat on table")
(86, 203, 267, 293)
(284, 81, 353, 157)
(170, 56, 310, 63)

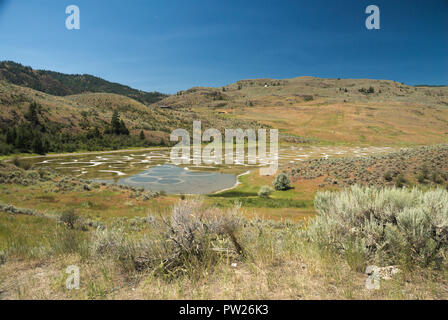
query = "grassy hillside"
(0, 80, 183, 154)
(0, 80, 189, 134)
(0, 79, 265, 155)
(2, 62, 448, 154)
(154, 77, 448, 145)
(0, 61, 167, 105)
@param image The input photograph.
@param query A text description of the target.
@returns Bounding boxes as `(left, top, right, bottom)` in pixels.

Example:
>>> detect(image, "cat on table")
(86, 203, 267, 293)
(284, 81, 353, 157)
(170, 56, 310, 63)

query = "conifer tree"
(32, 134, 45, 155)
(111, 110, 121, 135)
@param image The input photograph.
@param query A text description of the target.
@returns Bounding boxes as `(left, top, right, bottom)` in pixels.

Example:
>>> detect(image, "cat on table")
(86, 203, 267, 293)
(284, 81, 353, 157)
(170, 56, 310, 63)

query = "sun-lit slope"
(0, 80, 89, 132)
(66, 92, 152, 112)
(3, 73, 447, 146)
(0, 81, 262, 141)
(153, 77, 448, 145)
(224, 77, 448, 106)
(227, 100, 448, 145)
(65, 92, 191, 134)
(0, 81, 190, 139)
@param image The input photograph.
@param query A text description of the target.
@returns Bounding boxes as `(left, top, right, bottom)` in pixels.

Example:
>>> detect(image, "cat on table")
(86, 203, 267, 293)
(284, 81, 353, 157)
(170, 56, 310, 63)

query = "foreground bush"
(91, 199, 245, 277)
(307, 186, 448, 269)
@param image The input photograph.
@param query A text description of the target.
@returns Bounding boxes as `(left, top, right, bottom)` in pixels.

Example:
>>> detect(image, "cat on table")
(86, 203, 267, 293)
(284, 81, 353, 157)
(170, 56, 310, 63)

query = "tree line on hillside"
(0, 102, 170, 156)
(0, 61, 167, 105)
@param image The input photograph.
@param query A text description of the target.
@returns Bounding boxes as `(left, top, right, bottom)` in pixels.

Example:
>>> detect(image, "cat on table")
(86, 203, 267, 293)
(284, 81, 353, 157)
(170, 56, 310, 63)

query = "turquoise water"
(97, 164, 237, 194)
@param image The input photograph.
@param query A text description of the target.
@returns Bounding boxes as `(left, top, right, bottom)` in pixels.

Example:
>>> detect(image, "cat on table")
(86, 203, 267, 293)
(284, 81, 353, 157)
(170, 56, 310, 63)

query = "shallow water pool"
(98, 164, 237, 194)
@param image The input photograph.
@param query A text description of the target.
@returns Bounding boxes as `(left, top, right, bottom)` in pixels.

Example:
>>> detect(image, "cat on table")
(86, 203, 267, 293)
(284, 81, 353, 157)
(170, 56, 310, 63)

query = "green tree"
(94, 127, 101, 138)
(25, 102, 41, 127)
(139, 130, 145, 140)
(119, 120, 129, 135)
(6, 127, 16, 145)
(32, 133, 45, 155)
(15, 125, 32, 151)
(59, 209, 79, 229)
(111, 110, 121, 135)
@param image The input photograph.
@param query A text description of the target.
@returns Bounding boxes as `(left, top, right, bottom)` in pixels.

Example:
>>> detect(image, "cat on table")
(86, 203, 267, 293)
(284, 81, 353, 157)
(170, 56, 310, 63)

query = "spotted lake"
(26, 146, 394, 194)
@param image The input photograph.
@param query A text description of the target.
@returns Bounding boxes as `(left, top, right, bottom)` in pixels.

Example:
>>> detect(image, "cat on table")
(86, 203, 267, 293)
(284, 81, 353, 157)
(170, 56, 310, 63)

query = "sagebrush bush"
(273, 172, 291, 191)
(258, 185, 274, 198)
(91, 227, 137, 272)
(308, 185, 448, 268)
(0, 203, 38, 216)
(91, 199, 244, 277)
(166, 199, 245, 268)
(91, 227, 132, 257)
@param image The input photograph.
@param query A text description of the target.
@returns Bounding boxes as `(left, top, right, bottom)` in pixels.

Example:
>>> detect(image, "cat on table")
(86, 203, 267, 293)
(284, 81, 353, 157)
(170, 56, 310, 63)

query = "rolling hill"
(0, 61, 167, 105)
(154, 77, 448, 145)
(0, 70, 263, 155)
(0, 80, 200, 140)
(1, 61, 448, 156)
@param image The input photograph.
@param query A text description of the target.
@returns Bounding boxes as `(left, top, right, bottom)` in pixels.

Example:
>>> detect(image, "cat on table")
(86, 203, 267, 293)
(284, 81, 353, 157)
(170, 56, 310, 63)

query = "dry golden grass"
(1, 235, 447, 300)
(0, 80, 89, 132)
(3, 75, 448, 146)
(155, 76, 448, 146)
(229, 100, 448, 145)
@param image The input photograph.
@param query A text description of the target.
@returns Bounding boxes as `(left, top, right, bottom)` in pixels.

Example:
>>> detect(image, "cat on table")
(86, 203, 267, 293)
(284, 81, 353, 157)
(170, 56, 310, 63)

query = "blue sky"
(0, 0, 446, 93)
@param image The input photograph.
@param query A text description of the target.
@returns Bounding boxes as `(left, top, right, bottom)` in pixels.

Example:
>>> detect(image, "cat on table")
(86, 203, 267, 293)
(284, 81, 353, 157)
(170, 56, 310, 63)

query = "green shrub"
(59, 209, 80, 229)
(421, 164, 429, 180)
(431, 172, 444, 184)
(308, 186, 448, 268)
(394, 174, 408, 188)
(12, 157, 31, 171)
(303, 95, 314, 101)
(383, 171, 393, 182)
(0, 250, 6, 265)
(273, 172, 291, 191)
(258, 185, 274, 198)
(417, 173, 426, 184)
